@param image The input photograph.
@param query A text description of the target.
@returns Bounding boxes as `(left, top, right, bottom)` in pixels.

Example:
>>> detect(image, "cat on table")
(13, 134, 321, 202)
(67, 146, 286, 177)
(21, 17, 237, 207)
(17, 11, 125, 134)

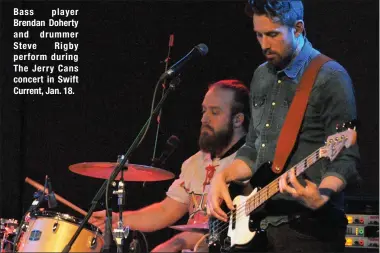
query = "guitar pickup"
(231, 205, 236, 229)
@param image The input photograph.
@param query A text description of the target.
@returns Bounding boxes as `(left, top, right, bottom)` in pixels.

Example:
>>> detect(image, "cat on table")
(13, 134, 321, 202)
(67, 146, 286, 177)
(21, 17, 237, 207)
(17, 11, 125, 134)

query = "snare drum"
(16, 211, 103, 252)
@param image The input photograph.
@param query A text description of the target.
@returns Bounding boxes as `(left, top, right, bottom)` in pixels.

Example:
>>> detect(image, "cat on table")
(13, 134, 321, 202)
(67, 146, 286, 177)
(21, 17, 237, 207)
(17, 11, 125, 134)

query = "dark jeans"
(265, 213, 347, 253)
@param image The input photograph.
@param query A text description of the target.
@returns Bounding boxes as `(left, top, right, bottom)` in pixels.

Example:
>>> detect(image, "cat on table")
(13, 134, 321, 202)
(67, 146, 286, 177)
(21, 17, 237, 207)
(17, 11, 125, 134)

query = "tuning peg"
(336, 119, 360, 132)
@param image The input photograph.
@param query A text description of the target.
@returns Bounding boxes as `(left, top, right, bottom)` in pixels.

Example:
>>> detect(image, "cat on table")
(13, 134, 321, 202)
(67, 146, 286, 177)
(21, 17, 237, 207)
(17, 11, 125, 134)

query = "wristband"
(319, 188, 335, 198)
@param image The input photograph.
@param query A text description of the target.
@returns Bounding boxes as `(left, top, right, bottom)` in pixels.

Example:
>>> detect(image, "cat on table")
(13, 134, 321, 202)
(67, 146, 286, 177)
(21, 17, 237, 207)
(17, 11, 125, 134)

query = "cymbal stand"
(112, 155, 130, 253)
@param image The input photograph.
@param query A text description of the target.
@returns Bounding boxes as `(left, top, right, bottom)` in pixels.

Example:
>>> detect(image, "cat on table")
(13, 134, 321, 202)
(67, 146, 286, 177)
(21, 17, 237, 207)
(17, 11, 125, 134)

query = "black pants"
(265, 214, 347, 253)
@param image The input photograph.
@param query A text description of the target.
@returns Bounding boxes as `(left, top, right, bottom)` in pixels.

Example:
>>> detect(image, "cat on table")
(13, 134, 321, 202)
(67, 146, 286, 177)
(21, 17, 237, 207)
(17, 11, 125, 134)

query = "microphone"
(47, 176, 57, 208)
(151, 135, 180, 168)
(159, 43, 208, 81)
(39, 175, 49, 203)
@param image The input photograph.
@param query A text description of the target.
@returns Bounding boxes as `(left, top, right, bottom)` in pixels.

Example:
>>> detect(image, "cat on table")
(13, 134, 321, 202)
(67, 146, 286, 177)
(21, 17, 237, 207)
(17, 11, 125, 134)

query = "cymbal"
(170, 223, 208, 233)
(0, 218, 18, 227)
(69, 162, 174, 182)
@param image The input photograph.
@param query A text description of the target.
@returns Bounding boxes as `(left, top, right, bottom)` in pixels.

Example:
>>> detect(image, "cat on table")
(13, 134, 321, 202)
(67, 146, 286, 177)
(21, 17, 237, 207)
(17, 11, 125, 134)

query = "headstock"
(324, 120, 358, 161)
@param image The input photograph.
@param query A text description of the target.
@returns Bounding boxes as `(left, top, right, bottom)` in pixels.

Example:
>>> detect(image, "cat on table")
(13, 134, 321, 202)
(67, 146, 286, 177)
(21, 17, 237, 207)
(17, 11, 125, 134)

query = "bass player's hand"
(279, 168, 329, 210)
(206, 172, 234, 222)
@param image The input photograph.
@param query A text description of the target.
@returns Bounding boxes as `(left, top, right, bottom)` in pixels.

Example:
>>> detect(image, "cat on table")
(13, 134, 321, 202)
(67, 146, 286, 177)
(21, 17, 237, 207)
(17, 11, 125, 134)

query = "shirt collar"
(202, 136, 246, 161)
(269, 39, 314, 79)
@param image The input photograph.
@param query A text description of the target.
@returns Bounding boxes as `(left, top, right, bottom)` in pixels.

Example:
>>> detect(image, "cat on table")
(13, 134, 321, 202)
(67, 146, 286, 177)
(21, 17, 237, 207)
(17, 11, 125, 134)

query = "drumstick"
(25, 177, 87, 216)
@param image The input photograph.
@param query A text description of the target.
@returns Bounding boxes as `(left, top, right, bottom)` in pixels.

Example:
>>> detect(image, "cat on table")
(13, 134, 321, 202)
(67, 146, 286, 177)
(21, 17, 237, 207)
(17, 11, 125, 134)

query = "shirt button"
(261, 143, 266, 147)
(277, 80, 282, 84)
(272, 102, 276, 106)
(265, 123, 270, 127)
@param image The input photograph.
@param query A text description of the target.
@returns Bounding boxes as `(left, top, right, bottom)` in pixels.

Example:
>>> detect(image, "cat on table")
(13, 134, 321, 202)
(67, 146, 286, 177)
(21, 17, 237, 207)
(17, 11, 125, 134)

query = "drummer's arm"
(123, 197, 188, 232)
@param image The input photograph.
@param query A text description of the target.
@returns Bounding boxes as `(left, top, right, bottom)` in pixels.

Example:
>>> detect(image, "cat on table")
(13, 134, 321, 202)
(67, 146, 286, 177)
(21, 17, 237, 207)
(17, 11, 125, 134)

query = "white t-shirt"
(166, 150, 238, 225)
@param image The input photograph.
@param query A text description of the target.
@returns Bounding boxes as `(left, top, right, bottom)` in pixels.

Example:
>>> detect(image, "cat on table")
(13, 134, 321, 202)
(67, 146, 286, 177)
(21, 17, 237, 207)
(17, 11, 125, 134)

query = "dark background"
(0, 0, 378, 251)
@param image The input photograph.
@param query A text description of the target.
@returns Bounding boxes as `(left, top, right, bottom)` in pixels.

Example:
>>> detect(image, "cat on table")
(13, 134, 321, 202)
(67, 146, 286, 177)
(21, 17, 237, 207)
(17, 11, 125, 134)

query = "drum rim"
(30, 210, 102, 235)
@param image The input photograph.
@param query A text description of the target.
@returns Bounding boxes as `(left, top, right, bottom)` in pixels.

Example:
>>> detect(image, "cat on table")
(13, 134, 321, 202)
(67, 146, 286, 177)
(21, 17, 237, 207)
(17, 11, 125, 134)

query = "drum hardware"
(89, 228, 101, 249)
(1, 219, 18, 230)
(89, 235, 98, 249)
(1, 218, 18, 252)
(52, 221, 59, 232)
(28, 230, 42, 241)
(111, 155, 130, 253)
(1, 238, 15, 253)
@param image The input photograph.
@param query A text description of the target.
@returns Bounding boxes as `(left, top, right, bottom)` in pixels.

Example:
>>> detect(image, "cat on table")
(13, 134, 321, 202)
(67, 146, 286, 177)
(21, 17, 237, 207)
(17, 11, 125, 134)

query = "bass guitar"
(208, 122, 357, 252)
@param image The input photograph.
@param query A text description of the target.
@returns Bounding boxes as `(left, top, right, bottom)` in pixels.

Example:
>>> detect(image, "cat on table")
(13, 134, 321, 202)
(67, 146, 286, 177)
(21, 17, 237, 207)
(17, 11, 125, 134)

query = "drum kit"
(0, 41, 213, 252)
(0, 162, 208, 252)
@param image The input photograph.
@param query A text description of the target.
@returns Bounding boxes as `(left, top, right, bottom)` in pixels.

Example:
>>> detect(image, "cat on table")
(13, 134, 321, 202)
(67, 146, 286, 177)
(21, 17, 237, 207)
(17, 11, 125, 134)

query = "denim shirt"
(235, 40, 360, 227)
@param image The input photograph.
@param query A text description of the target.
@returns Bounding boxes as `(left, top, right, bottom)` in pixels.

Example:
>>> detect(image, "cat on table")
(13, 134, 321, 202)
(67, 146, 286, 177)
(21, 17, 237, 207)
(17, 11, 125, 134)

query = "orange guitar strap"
(271, 54, 332, 174)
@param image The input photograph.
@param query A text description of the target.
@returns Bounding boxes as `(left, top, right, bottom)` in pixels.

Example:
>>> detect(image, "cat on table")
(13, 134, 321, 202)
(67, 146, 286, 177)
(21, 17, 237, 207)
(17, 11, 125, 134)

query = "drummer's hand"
(89, 210, 118, 232)
(206, 172, 234, 222)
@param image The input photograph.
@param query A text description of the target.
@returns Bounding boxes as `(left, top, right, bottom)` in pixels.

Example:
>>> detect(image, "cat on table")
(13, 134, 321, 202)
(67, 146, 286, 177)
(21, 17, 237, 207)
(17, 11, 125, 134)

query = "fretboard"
(245, 146, 327, 215)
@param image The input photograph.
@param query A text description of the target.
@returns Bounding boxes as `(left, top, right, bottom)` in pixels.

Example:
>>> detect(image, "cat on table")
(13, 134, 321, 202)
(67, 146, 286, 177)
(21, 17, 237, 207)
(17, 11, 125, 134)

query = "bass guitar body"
(208, 162, 276, 253)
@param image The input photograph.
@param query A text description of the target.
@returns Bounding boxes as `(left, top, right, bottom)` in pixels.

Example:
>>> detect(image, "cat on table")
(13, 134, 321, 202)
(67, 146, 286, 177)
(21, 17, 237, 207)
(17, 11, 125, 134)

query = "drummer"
(90, 80, 250, 252)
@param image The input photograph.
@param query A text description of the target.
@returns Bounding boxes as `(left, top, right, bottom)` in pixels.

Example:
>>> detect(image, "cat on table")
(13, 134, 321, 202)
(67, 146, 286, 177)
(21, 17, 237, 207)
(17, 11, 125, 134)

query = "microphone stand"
(152, 34, 174, 161)
(62, 76, 182, 253)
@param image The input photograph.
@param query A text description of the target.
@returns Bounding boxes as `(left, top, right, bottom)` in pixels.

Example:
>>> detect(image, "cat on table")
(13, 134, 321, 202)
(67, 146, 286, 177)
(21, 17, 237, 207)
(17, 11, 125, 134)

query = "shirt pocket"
(252, 95, 266, 128)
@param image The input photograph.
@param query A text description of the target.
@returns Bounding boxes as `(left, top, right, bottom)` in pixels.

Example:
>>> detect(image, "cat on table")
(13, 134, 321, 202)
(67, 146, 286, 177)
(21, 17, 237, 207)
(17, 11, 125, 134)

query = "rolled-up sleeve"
(166, 164, 190, 205)
(319, 65, 360, 187)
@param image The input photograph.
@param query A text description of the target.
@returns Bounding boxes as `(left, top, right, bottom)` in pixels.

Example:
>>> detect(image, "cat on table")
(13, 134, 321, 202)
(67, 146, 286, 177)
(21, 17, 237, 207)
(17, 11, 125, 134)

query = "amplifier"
(346, 214, 379, 226)
(345, 236, 379, 249)
(346, 225, 379, 237)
